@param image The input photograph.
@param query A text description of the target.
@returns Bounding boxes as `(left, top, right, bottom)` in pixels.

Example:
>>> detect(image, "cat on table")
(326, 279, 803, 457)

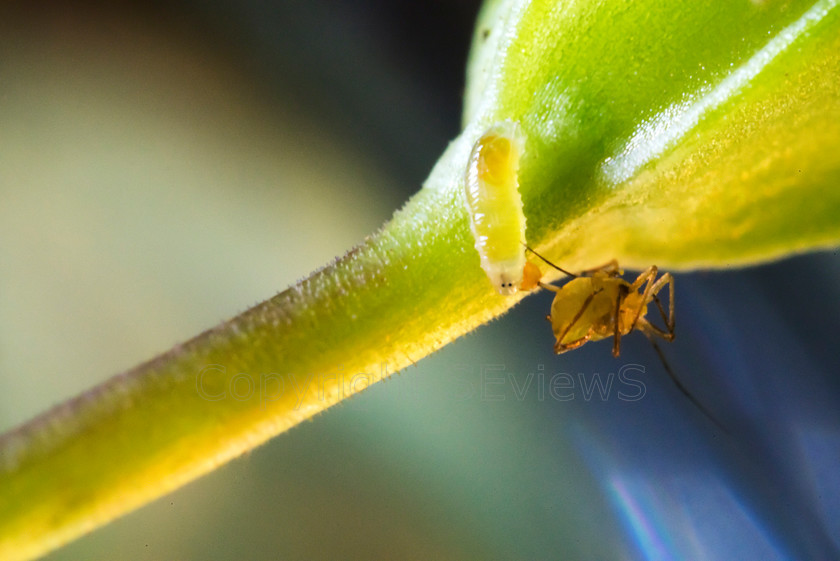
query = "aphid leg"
(642, 331, 727, 432)
(554, 290, 598, 354)
(538, 281, 562, 293)
(579, 259, 621, 278)
(611, 286, 626, 358)
(648, 273, 675, 340)
(555, 336, 591, 354)
(625, 266, 660, 333)
(631, 270, 675, 339)
(641, 319, 674, 341)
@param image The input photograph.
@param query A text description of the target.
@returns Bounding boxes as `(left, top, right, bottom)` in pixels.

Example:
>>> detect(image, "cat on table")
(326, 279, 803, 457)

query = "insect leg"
(646, 272, 675, 339)
(538, 281, 562, 293)
(639, 320, 673, 340)
(555, 336, 592, 354)
(626, 266, 659, 333)
(644, 332, 727, 432)
(612, 287, 623, 358)
(627, 265, 658, 292)
(579, 259, 621, 277)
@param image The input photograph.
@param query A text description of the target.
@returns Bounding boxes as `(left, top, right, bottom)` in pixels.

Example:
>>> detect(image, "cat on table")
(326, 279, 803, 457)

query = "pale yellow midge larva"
(464, 120, 533, 295)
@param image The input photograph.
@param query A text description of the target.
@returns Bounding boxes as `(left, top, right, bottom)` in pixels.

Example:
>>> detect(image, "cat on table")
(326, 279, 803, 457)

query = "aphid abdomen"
(550, 279, 598, 346)
(464, 120, 527, 295)
(550, 278, 621, 350)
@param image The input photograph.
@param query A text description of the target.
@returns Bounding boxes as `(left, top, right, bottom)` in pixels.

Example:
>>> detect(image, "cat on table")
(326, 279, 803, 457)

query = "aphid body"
(539, 260, 674, 357)
(464, 120, 527, 295)
(530, 250, 723, 428)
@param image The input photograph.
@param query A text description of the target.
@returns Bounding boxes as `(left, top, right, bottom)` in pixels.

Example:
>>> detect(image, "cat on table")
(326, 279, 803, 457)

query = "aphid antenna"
(523, 244, 578, 278)
(647, 337, 729, 434)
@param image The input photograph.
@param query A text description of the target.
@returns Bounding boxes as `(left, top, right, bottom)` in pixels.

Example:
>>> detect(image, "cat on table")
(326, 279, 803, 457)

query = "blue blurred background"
(1, 1, 838, 559)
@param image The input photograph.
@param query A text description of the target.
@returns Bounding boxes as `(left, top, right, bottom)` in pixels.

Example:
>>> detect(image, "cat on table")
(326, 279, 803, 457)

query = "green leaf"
(465, 0, 840, 269)
(1, 1, 838, 559)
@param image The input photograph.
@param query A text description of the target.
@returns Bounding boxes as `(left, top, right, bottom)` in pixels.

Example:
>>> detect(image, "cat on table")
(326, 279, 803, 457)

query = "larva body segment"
(464, 120, 527, 295)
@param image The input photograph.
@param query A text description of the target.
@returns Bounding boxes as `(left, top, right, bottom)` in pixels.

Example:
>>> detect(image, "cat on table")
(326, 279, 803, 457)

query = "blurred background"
(1, 1, 838, 559)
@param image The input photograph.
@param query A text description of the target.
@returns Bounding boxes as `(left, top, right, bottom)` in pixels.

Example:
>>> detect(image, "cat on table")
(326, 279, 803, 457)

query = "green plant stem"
(0, 164, 525, 560)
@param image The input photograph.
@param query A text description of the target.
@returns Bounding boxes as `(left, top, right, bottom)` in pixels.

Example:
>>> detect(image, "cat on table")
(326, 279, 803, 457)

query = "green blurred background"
(2, 1, 839, 560)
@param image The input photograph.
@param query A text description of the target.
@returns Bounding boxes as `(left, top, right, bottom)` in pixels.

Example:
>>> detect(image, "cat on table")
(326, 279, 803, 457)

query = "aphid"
(464, 120, 527, 295)
(538, 259, 675, 358)
(528, 249, 724, 428)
